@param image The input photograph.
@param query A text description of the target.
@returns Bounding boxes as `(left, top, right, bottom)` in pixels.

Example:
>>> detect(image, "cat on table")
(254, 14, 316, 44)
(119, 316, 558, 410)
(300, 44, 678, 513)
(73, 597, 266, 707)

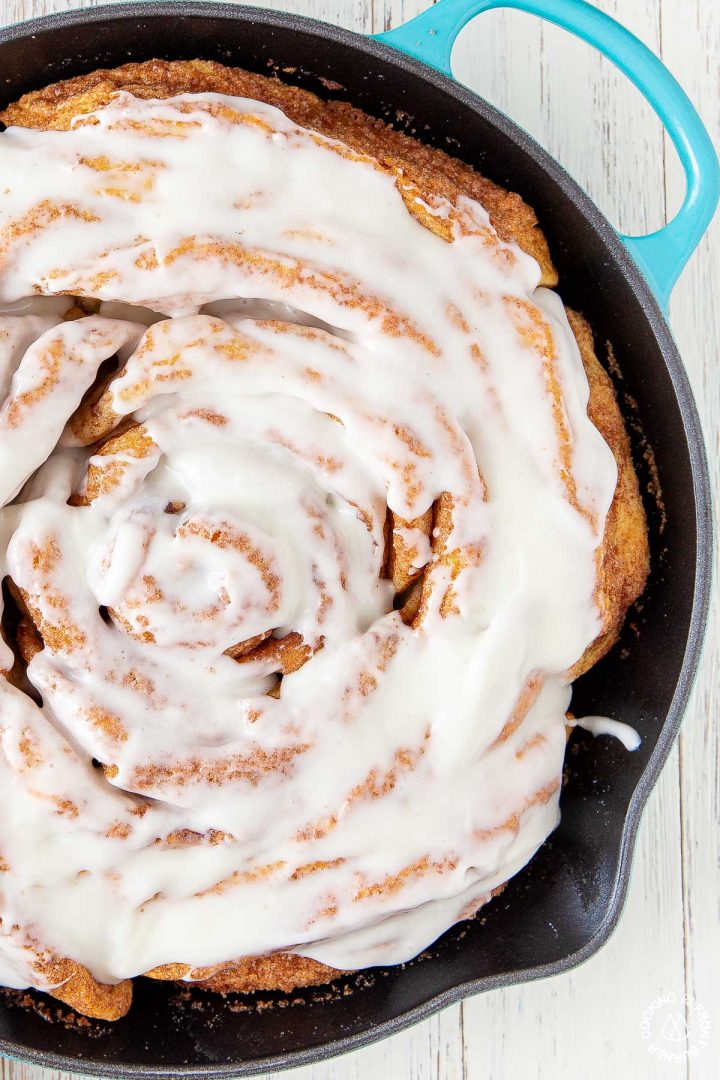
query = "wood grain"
(0, 1, 717, 1077)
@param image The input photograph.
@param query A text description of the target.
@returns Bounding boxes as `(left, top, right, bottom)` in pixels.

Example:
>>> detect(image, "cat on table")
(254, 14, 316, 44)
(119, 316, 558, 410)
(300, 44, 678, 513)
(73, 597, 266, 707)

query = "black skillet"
(0, 1, 716, 1074)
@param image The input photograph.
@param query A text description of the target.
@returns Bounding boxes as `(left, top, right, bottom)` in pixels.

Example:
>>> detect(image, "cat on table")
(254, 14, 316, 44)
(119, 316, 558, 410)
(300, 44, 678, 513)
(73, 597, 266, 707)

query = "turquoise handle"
(376, 0, 719, 311)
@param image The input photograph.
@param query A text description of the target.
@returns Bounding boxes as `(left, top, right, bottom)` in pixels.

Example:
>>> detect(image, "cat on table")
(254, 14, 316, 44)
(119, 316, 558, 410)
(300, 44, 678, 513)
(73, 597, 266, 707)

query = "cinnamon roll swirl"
(0, 61, 648, 1020)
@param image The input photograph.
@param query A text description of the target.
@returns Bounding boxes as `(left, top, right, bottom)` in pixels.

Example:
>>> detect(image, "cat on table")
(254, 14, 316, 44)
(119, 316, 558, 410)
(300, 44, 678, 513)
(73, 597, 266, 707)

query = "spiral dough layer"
(0, 82, 645, 1017)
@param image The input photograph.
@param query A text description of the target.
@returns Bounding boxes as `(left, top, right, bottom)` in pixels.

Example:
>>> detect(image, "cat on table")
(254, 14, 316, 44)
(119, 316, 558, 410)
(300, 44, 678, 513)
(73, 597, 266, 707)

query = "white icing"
(0, 317, 144, 505)
(0, 91, 619, 993)
(570, 716, 641, 751)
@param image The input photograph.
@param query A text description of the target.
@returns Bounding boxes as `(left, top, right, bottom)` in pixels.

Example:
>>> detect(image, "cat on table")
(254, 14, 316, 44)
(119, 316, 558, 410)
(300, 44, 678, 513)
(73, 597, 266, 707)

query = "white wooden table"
(0, 1, 717, 1077)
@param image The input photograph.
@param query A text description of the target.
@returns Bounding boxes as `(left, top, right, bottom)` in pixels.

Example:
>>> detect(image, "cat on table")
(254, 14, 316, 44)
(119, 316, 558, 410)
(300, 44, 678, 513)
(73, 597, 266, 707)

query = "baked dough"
(0, 60, 648, 1020)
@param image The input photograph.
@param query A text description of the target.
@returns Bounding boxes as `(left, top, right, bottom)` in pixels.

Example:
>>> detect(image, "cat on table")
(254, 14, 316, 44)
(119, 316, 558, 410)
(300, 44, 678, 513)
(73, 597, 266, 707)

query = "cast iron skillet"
(0, 1, 716, 1075)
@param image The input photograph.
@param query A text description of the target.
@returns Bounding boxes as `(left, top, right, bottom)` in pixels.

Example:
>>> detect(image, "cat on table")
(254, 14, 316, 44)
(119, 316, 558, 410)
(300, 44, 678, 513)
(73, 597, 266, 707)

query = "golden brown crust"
(386, 508, 434, 593)
(0, 59, 647, 1021)
(37, 959, 132, 1021)
(144, 953, 343, 994)
(566, 309, 649, 677)
(0, 59, 557, 287)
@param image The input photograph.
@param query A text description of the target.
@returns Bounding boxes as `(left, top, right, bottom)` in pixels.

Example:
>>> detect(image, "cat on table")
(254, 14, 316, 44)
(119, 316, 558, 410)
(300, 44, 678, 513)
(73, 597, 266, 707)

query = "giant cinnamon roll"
(0, 61, 648, 1020)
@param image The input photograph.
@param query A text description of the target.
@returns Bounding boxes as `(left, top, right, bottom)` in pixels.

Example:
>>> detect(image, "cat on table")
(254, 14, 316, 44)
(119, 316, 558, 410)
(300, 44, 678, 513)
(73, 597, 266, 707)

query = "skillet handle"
(376, 0, 719, 311)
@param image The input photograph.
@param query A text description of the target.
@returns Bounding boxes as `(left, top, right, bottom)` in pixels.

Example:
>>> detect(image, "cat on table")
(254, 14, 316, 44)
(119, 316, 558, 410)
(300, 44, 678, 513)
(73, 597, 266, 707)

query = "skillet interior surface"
(0, 4, 711, 1075)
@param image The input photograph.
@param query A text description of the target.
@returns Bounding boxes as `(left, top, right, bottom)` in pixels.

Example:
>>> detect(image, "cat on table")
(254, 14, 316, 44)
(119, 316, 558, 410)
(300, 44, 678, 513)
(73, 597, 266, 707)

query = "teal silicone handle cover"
(376, 0, 719, 311)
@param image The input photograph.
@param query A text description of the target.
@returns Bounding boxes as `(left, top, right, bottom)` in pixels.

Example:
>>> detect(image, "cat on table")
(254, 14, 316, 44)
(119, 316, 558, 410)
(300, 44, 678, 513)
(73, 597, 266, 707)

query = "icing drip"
(0, 91, 619, 990)
(570, 716, 641, 751)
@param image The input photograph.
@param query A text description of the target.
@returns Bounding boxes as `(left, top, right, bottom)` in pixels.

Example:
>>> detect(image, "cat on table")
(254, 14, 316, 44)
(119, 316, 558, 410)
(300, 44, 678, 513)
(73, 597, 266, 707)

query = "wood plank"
(452, 0, 666, 232)
(660, 1, 720, 1076)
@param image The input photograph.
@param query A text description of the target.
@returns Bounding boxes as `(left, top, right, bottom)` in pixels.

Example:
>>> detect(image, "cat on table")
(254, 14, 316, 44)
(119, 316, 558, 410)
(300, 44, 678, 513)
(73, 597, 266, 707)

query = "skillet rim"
(0, 3, 712, 1075)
